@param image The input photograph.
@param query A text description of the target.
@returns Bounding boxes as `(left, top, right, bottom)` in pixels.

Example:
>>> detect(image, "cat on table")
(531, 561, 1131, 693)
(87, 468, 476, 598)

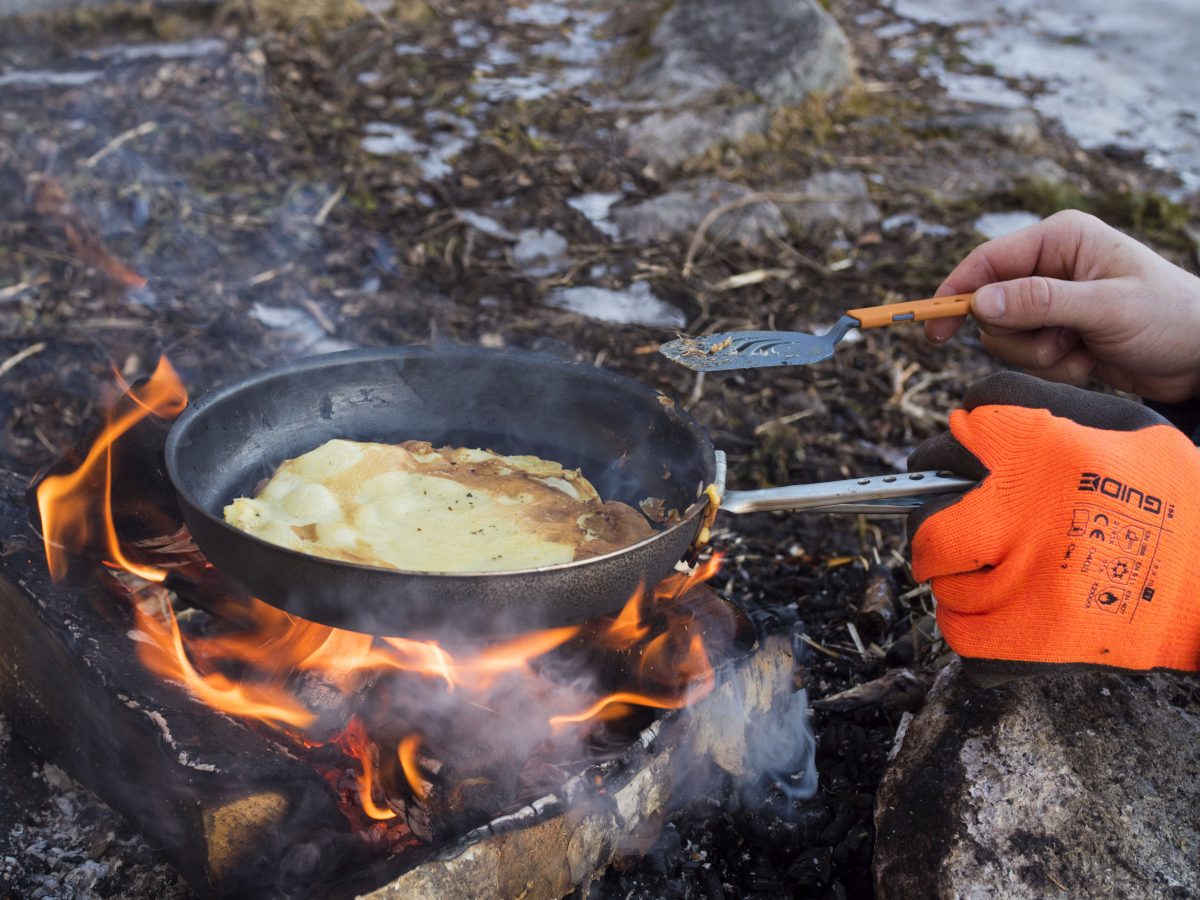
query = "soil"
(0, 0, 1195, 898)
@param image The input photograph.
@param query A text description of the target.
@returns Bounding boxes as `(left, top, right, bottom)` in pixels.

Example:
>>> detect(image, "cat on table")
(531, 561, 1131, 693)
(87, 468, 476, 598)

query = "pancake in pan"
(223, 439, 654, 573)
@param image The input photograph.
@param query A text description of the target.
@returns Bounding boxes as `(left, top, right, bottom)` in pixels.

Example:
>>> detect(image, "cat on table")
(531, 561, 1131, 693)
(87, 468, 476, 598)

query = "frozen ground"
(888, 0, 1200, 190)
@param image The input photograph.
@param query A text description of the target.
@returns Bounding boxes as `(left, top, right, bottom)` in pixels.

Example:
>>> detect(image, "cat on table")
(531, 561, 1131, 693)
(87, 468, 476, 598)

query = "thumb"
(971, 276, 1119, 334)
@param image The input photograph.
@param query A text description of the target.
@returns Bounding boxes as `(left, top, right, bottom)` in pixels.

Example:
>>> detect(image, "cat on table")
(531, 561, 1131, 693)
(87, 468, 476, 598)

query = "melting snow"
(361, 122, 422, 155)
(887, 0, 1200, 187)
(882, 213, 952, 237)
(567, 192, 622, 239)
(458, 211, 517, 240)
(546, 282, 686, 328)
(509, 1, 572, 26)
(973, 210, 1042, 239)
(513, 228, 570, 276)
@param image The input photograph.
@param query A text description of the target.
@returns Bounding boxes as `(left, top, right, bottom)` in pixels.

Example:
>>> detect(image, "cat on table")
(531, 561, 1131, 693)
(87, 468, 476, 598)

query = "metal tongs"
(661, 294, 973, 372)
(711, 452, 975, 516)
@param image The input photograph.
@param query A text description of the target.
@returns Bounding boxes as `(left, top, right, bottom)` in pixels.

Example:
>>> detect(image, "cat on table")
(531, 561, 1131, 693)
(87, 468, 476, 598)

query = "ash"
(0, 717, 188, 900)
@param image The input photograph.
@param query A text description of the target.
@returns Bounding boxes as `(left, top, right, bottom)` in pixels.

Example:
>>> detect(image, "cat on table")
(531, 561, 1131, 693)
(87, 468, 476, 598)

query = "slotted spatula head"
(660, 317, 859, 372)
(659, 294, 975, 372)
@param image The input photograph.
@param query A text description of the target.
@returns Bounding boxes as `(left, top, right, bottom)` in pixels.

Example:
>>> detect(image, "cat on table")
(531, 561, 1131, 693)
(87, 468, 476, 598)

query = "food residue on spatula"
(223, 439, 655, 573)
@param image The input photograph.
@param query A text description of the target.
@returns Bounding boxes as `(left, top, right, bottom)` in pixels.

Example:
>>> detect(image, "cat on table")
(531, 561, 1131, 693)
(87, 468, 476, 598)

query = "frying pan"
(165, 347, 969, 639)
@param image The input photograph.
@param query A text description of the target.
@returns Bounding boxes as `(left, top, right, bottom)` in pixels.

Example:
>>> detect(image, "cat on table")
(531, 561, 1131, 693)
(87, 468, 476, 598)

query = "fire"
(36, 357, 186, 582)
(397, 733, 429, 802)
(549, 634, 715, 727)
(36, 359, 728, 834)
(129, 585, 316, 729)
(338, 719, 396, 821)
(603, 584, 650, 645)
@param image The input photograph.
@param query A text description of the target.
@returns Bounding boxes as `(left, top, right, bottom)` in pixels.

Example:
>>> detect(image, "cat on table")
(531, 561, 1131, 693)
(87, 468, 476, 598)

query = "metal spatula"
(660, 293, 973, 372)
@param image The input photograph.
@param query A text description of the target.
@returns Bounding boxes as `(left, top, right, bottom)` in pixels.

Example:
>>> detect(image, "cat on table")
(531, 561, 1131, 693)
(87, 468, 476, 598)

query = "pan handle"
(720, 469, 976, 516)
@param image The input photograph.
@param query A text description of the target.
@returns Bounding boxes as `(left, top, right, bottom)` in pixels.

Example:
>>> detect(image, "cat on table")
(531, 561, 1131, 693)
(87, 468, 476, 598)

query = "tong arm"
(720, 469, 976, 516)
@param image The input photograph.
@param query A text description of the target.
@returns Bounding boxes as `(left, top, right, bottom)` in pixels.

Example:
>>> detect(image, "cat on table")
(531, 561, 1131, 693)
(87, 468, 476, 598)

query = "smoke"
(3, 11, 822, 899)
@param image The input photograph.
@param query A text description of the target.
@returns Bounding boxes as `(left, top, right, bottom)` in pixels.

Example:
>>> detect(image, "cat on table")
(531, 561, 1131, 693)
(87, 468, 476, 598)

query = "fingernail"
(974, 286, 1006, 321)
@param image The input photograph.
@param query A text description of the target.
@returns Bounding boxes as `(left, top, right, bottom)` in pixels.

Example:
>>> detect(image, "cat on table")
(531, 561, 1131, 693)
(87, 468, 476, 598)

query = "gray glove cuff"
(1144, 398, 1200, 446)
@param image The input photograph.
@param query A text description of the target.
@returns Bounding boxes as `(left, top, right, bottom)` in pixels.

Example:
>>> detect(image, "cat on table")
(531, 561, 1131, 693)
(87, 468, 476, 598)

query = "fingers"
(907, 427, 989, 480)
(924, 284, 972, 343)
(969, 275, 1129, 335)
(909, 487, 1006, 584)
(925, 210, 1126, 347)
(978, 327, 1082, 371)
(924, 315, 964, 344)
(937, 209, 1107, 297)
(1021, 345, 1097, 385)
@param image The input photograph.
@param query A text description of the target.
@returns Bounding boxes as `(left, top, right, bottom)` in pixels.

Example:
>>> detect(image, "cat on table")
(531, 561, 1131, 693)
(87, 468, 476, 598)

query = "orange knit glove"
(908, 372, 1200, 681)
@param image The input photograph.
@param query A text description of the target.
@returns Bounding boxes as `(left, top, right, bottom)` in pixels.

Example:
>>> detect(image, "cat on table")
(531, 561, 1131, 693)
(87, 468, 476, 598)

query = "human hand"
(908, 372, 1200, 682)
(925, 210, 1200, 403)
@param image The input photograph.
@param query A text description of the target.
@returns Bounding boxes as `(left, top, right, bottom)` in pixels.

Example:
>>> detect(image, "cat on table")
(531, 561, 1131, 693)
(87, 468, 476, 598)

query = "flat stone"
(611, 178, 786, 249)
(874, 659, 1200, 899)
(914, 107, 1043, 148)
(625, 106, 769, 171)
(776, 170, 881, 234)
(637, 0, 854, 106)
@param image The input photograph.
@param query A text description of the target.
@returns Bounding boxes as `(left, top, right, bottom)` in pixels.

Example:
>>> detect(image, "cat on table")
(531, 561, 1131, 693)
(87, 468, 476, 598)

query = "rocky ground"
(0, 0, 1197, 898)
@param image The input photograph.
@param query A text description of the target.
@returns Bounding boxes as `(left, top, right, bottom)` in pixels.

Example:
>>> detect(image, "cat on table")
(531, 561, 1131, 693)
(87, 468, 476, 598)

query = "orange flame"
(37, 357, 187, 582)
(339, 719, 396, 820)
(549, 633, 715, 727)
(37, 358, 729, 827)
(130, 586, 316, 729)
(603, 583, 650, 645)
(397, 733, 428, 801)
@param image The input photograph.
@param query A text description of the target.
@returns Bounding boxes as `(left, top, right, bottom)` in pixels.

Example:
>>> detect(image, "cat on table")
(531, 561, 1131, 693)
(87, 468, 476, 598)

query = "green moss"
(1012, 178, 1088, 216)
(347, 190, 379, 212)
(1092, 189, 1189, 234)
(1013, 179, 1191, 250)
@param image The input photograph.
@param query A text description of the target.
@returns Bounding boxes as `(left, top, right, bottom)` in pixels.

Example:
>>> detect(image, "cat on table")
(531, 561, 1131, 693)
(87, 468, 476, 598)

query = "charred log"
(0, 471, 349, 898)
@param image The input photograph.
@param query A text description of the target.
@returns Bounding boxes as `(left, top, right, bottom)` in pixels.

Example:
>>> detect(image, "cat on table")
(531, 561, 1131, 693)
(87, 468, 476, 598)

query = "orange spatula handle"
(847, 293, 973, 329)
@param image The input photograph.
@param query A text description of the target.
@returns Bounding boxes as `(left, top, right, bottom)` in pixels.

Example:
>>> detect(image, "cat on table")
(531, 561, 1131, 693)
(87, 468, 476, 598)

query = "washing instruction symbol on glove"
(1098, 591, 1120, 607)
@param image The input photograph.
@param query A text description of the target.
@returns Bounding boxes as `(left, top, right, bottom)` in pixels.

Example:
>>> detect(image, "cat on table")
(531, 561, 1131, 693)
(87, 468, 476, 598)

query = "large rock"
(625, 106, 769, 170)
(776, 170, 881, 235)
(611, 178, 786, 249)
(635, 0, 854, 106)
(874, 660, 1200, 899)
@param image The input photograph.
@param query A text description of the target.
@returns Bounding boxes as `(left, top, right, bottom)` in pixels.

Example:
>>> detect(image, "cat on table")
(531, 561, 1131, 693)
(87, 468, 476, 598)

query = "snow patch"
(546, 282, 686, 328)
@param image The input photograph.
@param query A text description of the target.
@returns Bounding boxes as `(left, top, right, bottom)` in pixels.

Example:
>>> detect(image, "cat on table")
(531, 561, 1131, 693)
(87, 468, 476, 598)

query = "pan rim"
(164, 345, 715, 580)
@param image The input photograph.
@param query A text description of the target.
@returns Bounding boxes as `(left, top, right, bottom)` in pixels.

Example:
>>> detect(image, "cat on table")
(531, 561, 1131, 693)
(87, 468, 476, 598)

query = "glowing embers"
(35, 358, 736, 841)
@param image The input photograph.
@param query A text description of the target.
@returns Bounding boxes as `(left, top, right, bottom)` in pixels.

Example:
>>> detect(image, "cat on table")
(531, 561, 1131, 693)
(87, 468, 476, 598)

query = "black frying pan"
(164, 347, 717, 639)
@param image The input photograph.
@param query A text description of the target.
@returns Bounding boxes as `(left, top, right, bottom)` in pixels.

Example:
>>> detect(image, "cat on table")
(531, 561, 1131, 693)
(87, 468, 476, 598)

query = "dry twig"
(83, 121, 158, 169)
(0, 342, 46, 379)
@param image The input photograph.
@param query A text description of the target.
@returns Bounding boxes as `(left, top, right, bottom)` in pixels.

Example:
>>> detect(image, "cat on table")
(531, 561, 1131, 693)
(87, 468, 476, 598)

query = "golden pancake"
(223, 439, 654, 573)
